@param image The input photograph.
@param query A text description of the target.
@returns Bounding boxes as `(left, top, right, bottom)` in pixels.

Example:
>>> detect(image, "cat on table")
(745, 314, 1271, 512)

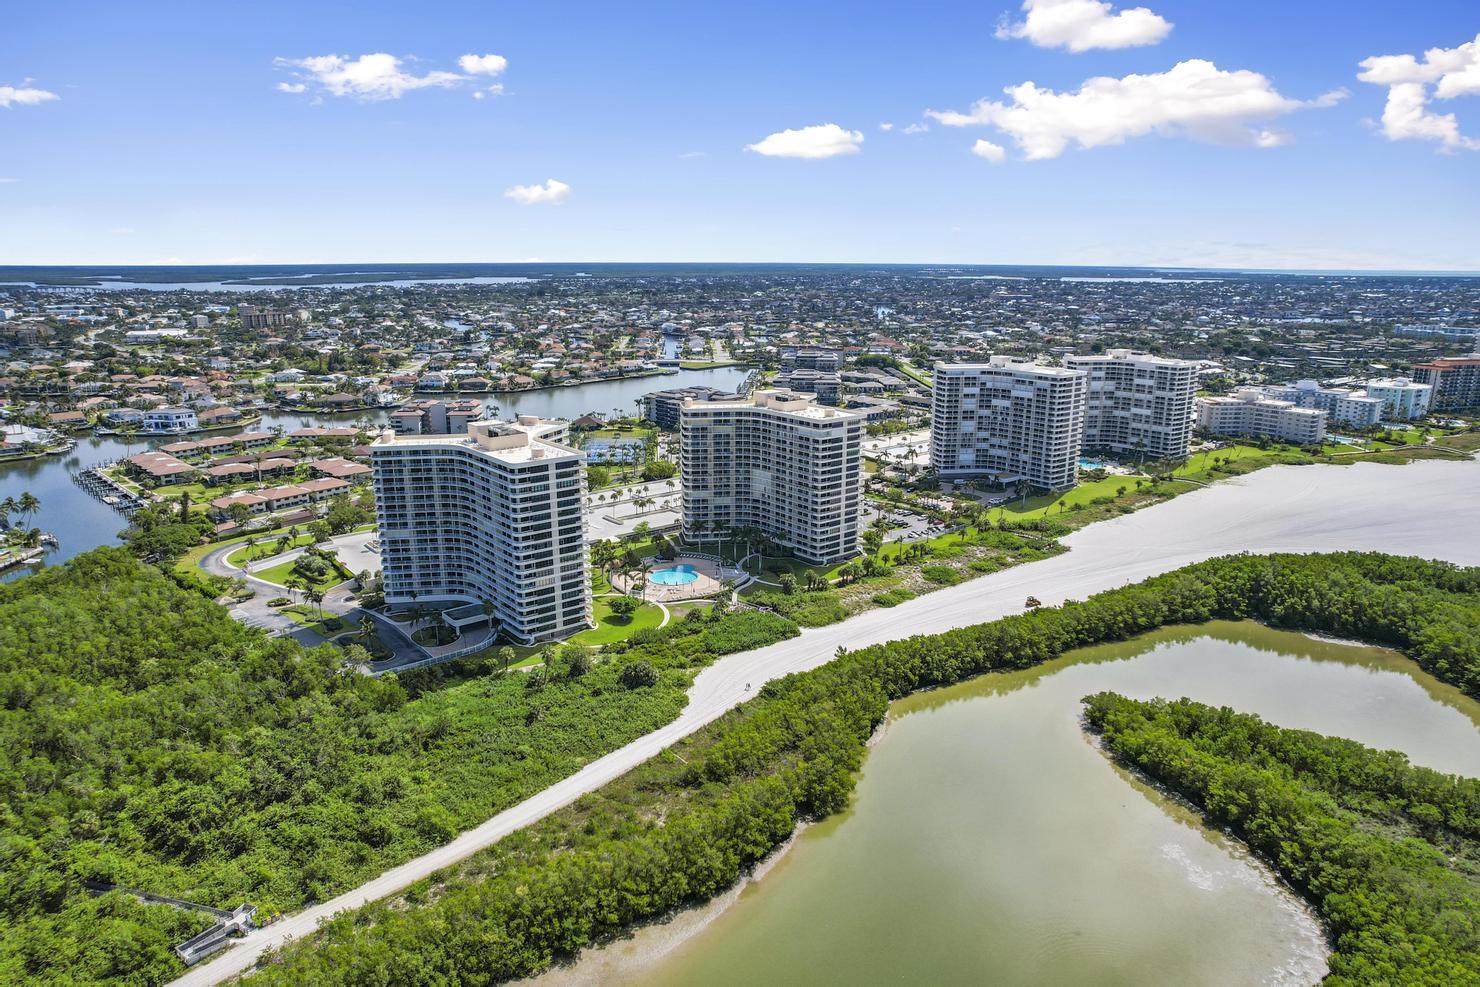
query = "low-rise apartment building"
(390, 398, 486, 436)
(370, 419, 591, 644)
(1196, 389, 1327, 444)
(772, 367, 842, 405)
(641, 385, 739, 429)
(681, 389, 863, 564)
(1261, 380, 1384, 428)
(1064, 349, 1198, 459)
(779, 346, 843, 373)
(930, 358, 1088, 491)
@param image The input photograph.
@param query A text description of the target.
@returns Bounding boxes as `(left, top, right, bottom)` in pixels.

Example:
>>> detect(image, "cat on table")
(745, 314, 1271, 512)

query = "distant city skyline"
(2, 1, 1477, 270)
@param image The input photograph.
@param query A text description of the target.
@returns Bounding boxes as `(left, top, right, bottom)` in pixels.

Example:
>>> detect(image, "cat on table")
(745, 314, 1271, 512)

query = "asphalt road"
(172, 457, 1480, 986)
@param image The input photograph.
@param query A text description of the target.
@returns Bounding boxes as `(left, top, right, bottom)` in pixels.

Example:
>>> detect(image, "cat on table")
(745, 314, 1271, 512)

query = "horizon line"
(3, 260, 1479, 277)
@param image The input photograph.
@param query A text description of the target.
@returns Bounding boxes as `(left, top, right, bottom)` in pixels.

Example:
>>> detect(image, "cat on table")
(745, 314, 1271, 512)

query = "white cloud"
(902, 122, 929, 135)
(471, 84, 505, 100)
(276, 82, 306, 94)
(678, 150, 707, 159)
(996, 0, 1171, 52)
(458, 53, 508, 76)
(972, 139, 1007, 163)
(928, 59, 1343, 160)
(1358, 33, 1480, 151)
(879, 121, 895, 131)
(274, 53, 466, 101)
(745, 123, 864, 159)
(504, 179, 571, 205)
(0, 84, 59, 108)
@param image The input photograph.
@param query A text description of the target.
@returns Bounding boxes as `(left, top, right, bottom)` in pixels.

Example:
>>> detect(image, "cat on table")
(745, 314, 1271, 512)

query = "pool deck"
(615, 556, 739, 603)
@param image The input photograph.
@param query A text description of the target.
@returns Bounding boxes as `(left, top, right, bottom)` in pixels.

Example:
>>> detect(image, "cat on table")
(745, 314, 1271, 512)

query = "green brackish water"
(540, 621, 1480, 987)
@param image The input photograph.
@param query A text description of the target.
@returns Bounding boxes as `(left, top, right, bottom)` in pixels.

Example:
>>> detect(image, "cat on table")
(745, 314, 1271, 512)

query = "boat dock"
(73, 461, 148, 516)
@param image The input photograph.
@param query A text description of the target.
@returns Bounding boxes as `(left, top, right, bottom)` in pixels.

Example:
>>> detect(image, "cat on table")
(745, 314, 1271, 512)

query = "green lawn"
(567, 596, 664, 646)
(254, 558, 346, 591)
(1174, 445, 1283, 477)
(897, 360, 934, 387)
(227, 534, 317, 567)
(279, 604, 346, 638)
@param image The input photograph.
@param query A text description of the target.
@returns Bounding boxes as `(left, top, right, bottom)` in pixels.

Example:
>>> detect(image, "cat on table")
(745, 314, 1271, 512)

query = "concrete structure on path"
(370, 417, 592, 644)
(931, 357, 1088, 491)
(680, 389, 863, 564)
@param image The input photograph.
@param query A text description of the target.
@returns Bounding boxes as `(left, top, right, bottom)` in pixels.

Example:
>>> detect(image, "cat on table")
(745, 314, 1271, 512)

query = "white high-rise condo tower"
(1064, 349, 1198, 459)
(681, 389, 863, 565)
(931, 358, 1088, 491)
(370, 416, 591, 645)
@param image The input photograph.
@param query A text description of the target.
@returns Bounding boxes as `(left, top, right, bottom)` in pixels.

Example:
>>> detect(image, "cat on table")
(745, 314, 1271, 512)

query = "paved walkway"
(173, 458, 1480, 987)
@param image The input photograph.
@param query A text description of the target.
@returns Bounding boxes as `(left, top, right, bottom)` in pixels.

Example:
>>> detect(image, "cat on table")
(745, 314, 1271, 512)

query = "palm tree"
(16, 492, 40, 530)
(0, 496, 16, 530)
(358, 614, 376, 646)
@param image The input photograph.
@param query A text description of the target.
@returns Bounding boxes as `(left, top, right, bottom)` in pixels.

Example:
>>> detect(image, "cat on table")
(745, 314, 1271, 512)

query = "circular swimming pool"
(650, 563, 699, 586)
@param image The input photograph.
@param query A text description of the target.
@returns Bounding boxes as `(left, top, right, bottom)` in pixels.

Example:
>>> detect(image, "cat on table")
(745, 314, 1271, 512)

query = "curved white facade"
(370, 420, 591, 644)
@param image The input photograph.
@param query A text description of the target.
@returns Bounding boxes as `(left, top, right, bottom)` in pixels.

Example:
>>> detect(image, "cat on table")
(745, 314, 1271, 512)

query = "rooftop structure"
(1064, 349, 1198, 460)
(641, 384, 740, 429)
(680, 389, 863, 565)
(370, 417, 591, 644)
(931, 358, 1088, 491)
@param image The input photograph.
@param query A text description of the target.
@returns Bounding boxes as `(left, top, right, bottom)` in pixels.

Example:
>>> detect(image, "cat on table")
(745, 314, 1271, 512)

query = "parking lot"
(861, 501, 937, 543)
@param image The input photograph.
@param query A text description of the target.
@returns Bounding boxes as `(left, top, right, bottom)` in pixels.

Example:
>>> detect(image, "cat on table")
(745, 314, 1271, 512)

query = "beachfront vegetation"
(0, 547, 804, 984)
(244, 550, 1480, 984)
(1085, 694, 1480, 985)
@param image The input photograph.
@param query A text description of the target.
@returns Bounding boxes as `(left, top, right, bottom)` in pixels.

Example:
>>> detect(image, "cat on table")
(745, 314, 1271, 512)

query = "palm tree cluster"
(1, 492, 44, 549)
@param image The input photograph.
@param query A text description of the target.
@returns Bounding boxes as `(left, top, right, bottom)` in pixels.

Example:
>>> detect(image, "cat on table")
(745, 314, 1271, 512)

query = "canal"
(0, 365, 749, 579)
(534, 621, 1480, 987)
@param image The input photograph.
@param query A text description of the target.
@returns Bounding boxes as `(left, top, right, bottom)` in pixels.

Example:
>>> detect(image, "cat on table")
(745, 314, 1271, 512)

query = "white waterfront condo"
(1260, 380, 1385, 428)
(680, 389, 863, 565)
(370, 417, 592, 645)
(1196, 389, 1327, 444)
(1362, 377, 1432, 420)
(1064, 349, 1198, 460)
(931, 358, 1088, 491)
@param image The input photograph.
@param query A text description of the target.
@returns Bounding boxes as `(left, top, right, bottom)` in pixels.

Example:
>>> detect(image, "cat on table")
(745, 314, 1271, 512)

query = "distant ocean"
(1, 261, 1477, 289)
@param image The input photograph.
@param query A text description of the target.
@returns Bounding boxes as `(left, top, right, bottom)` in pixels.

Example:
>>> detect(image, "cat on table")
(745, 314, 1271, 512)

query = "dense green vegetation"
(246, 551, 1480, 984)
(0, 549, 796, 984)
(1085, 694, 1480, 985)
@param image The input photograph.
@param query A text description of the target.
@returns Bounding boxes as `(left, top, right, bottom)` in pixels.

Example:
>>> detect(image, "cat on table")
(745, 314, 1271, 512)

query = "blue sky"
(2, 1, 1477, 269)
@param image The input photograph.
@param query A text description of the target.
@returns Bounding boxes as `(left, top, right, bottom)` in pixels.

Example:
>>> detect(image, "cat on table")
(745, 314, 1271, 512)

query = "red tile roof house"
(309, 457, 371, 481)
(125, 451, 198, 485)
(209, 477, 351, 519)
(196, 406, 244, 425)
(46, 410, 88, 429)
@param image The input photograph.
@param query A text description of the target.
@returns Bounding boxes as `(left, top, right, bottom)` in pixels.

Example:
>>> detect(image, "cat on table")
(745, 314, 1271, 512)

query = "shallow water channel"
(534, 620, 1480, 986)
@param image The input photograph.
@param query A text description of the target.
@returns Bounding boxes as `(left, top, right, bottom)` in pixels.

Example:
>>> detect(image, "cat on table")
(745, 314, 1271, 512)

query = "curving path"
(172, 458, 1480, 987)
